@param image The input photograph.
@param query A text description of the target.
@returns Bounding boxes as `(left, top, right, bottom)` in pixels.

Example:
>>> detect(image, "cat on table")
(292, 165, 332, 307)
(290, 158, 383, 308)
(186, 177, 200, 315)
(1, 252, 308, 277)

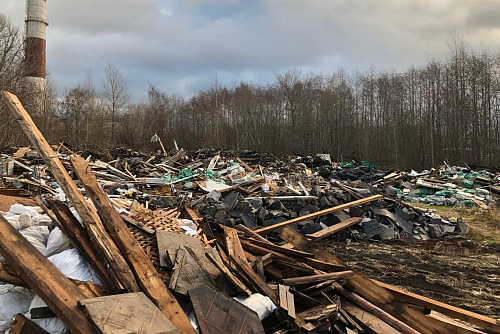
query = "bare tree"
(102, 63, 130, 141)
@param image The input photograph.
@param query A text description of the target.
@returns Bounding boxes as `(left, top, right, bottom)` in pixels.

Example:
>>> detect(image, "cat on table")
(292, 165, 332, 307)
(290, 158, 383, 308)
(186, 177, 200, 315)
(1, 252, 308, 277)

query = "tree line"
(1, 13, 499, 170)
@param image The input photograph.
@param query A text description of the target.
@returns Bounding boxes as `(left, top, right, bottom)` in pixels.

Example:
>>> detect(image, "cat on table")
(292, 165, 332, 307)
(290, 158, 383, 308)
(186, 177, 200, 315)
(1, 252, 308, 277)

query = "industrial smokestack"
(24, 0, 47, 91)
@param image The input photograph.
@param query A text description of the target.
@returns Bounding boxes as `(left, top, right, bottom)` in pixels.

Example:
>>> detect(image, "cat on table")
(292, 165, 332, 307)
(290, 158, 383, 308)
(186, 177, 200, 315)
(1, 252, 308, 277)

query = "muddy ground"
(324, 238, 500, 318)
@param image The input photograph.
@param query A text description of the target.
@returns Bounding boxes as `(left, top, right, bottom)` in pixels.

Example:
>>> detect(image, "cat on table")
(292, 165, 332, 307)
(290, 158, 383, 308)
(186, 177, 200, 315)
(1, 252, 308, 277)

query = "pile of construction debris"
(0, 91, 499, 333)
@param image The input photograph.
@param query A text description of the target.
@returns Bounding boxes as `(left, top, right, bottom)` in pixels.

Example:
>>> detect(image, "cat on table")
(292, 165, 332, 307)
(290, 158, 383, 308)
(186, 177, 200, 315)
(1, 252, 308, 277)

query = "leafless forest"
(1, 14, 500, 169)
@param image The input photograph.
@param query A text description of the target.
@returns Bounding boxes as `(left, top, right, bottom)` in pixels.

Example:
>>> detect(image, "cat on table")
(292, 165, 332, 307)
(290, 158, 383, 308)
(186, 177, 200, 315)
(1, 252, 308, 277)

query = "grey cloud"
(2, 0, 500, 100)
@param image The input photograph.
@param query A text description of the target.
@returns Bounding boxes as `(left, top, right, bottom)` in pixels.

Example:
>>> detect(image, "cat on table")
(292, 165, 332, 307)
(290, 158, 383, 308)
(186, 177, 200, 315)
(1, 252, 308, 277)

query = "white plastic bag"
(43, 228, 70, 257)
(47, 249, 102, 285)
(0, 285, 33, 332)
(8, 204, 39, 217)
(233, 293, 276, 320)
(20, 226, 49, 246)
(28, 296, 68, 334)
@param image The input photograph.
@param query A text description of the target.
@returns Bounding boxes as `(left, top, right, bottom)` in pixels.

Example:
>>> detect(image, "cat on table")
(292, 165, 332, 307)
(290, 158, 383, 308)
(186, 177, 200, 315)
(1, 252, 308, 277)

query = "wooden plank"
(239, 239, 346, 273)
(282, 271, 354, 285)
(427, 312, 486, 334)
(189, 286, 265, 334)
(0, 215, 97, 334)
(240, 237, 315, 259)
(80, 293, 180, 334)
(10, 313, 49, 334)
(279, 285, 296, 319)
(373, 279, 500, 333)
(206, 252, 252, 296)
(341, 299, 400, 334)
(70, 155, 196, 334)
(334, 283, 419, 334)
(255, 195, 382, 234)
(279, 226, 477, 334)
(13, 147, 30, 159)
(227, 234, 279, 306)
(306, 217, 363, 241)
(225, 227, 247, 262)
(0, 188, 25, 196)
(0, 262, 27, 287)
(236, 157, 255, 172)
(235, 224, 270, 244)
(0, 91, 140, 293)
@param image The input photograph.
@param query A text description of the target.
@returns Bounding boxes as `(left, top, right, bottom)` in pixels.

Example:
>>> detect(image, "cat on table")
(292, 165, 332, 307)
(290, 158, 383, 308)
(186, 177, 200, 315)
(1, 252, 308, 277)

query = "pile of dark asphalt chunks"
(193, 163, 467, 244)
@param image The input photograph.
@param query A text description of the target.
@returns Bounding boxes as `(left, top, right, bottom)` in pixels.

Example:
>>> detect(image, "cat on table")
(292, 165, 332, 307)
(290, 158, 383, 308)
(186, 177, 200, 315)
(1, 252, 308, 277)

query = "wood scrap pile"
(0, 91, 499, 333)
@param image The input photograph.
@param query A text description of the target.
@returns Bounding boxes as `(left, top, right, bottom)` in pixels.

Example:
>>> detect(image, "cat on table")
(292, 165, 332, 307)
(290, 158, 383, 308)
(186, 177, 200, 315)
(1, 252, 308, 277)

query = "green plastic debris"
(419, 188, 428, 197)
(461, 179, 474, 189)
(173, 168, 195, 181)
(339, 162, 354, 168)
(202, 169, 224, 183)
(434, 190, 454, 197)
(361, 161, 375, 168)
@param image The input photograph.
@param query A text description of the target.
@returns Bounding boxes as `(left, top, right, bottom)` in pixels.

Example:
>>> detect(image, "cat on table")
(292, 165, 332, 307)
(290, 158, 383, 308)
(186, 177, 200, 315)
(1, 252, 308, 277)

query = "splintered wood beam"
(373, 280, 500, 333)
(254, 195, 382, 234)
(0, 91, 140, 293)
(70, 155, 195, 334)
(0, 215, 97, 334)
(279, 227, 478, 334)
(282, 271, 354, 286)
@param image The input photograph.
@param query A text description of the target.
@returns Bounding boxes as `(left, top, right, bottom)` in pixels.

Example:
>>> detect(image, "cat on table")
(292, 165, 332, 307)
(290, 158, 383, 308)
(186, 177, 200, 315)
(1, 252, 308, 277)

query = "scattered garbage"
(0, 92, 498, 333)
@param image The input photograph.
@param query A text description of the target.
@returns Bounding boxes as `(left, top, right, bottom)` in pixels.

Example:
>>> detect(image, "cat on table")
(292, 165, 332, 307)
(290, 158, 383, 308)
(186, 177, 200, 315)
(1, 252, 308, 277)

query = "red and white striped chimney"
(25, 0, 47, 91)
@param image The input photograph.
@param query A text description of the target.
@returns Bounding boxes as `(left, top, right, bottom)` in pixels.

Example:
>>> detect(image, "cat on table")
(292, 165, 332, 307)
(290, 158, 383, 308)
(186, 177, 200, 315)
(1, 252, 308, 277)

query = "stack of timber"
(0, 91, 499, 334)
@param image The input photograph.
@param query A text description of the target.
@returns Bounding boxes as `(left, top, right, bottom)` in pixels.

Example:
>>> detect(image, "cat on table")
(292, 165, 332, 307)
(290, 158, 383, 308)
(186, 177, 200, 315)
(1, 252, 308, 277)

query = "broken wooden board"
(170, 246, 215, 295)
(10, 313, 49, 334)
(0, 214, 97, 334)
(79, 292, 181, 334)
(189, 286, 265, 334)
(156, 229, 203, 267)
(279, 285, 296, 319)
(255, 195, 382, 234)
(279, 226, 478, 334)
(225, 227, 248, 262)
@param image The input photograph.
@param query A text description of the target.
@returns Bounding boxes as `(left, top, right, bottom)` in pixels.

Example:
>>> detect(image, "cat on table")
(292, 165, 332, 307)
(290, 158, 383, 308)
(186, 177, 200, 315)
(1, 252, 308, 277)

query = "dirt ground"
(323, 205, 500, 318)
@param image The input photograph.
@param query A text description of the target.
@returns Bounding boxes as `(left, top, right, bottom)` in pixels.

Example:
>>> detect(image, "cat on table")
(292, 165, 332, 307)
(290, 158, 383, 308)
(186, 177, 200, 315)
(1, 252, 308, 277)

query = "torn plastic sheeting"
(199, 180, 232, 192)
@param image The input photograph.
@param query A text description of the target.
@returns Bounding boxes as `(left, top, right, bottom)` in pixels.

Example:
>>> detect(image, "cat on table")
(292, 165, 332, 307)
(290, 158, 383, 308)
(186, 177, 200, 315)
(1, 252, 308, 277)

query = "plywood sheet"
(189, 286, 264, 334)
(79, 292, 181, 334)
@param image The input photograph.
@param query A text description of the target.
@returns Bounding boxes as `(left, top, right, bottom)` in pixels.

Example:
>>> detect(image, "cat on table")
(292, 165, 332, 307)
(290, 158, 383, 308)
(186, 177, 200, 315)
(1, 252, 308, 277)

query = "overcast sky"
(2, 0, 500, 101)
